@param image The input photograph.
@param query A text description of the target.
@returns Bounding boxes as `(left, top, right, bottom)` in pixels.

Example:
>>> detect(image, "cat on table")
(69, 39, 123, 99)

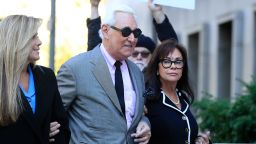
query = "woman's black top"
(146, 90, 198, 144)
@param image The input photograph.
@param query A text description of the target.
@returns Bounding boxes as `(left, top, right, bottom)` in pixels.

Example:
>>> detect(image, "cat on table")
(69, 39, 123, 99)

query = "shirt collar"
(100, 44, 125, 67)
(19, 65, 35, 97)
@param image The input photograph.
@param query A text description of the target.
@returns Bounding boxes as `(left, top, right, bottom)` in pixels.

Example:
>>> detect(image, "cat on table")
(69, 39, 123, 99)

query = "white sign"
(138, 0, 195, 10)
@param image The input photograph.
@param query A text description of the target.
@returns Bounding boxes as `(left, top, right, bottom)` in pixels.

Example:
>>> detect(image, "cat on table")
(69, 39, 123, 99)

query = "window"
(188, 32, 200, 98)
(218, 21, 232, 99)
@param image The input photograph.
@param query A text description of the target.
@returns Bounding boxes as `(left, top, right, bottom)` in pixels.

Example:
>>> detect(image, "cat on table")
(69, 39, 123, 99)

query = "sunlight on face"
(107, 12, 138, 60)
(28, 34, 42, 63)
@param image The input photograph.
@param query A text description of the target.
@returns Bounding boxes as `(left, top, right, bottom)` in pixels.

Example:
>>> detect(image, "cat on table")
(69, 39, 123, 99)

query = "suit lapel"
(126, 61, 142, 126)
(20, 89, 43, 143)
(91, 47, 123, 114)
(32, 66, 49, 121)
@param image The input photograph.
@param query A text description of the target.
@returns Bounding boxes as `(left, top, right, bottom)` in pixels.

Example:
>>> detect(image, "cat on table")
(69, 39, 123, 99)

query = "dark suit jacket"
(0, 65, 70, 144)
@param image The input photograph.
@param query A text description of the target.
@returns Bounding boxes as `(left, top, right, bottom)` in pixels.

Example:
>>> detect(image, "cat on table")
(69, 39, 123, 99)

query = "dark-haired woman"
(145, 39, 211, 144)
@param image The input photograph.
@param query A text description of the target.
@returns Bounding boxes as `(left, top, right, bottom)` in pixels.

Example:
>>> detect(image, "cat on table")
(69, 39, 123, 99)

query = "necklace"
(164, 91, 180, 105)
(168, 95, 180, 105)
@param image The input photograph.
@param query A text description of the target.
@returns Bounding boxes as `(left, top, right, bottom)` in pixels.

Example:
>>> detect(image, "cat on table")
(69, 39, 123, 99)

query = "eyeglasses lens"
(132, 51, 150, 58)
(161, 59, 184, 69)
(121, 27, 142, 38)
(111, 26, 141, 38)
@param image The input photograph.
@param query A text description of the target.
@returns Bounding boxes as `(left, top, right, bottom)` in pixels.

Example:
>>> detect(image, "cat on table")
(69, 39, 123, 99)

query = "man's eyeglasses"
(132, 51, 151, 58)
(159, 58, 184, 69)
(110, 26, 142, 38)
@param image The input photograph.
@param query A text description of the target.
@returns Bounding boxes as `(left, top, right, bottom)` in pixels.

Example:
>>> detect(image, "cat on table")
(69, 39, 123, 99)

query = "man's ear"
(101, 24, 110, 39)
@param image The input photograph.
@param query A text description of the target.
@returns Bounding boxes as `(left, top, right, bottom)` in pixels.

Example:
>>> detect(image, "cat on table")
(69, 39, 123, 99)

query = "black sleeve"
(87, 16, 102, 51)
(50, 70, 71, 144)
(153, 15, 178, 42)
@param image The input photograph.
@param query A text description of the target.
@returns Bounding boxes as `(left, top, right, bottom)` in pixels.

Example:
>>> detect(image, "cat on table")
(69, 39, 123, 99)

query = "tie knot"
(115, 61, 122, 68)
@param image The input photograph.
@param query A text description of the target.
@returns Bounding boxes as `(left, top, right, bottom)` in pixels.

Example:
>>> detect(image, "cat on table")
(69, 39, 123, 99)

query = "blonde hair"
(0, 15, 42, 126)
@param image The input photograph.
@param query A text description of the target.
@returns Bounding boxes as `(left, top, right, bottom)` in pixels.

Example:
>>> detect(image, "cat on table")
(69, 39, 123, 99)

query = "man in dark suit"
(57, 4, 151, 144)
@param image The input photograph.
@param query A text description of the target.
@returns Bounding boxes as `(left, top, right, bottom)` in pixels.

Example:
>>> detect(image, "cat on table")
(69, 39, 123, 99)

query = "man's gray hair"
(99, 4, 138, 39)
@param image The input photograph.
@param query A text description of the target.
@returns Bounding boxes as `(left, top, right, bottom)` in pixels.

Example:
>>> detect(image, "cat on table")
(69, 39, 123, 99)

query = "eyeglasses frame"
(131, 51, 151, 58)
(110, 25, 142, 38)
(159, 58, 184, 69)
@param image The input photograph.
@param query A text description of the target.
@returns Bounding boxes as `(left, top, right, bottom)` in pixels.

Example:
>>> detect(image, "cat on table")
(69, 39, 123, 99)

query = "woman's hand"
(195, 131, 211, 144)
(49, 121, 61, 142)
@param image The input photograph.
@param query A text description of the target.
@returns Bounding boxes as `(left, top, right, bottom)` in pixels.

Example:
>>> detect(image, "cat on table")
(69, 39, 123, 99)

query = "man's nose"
(38, 39, 42, 46)
(136, 53, 143, 60)
(127, 32, 136, 42)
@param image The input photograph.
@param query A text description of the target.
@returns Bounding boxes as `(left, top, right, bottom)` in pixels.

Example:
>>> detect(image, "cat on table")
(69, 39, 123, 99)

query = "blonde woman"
(0, 15, 70, 144)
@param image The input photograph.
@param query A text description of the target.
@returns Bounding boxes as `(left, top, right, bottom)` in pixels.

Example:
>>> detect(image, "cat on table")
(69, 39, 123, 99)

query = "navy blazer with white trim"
(146, 90, 198, 144)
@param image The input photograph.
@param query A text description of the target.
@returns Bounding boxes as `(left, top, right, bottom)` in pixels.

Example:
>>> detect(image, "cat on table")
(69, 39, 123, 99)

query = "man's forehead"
(114, 12, 137, 27)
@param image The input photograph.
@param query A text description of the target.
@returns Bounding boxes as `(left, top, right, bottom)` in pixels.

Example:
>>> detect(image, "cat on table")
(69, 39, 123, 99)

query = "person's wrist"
(91, 6, 98, 10)
(90, 8, 99, 20)
(152, 10, 161, 16)
(152, 11, 165, 24)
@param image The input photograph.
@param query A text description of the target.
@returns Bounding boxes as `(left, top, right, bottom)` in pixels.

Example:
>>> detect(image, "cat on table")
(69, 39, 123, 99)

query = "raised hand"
(148, 0, 162, 12)
(147, 0, 165, 23)
(90, 0, 100, 7)
(90, 0, 101, 19)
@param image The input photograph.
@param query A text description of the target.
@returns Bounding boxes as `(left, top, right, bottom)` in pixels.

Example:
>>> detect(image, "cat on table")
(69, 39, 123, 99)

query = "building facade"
(160, 0, 256, 100)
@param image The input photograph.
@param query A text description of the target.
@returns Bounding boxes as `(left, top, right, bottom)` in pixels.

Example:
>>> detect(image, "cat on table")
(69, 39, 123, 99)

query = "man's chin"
(123, 52, 133, 58)
(135, 63, 145, 71)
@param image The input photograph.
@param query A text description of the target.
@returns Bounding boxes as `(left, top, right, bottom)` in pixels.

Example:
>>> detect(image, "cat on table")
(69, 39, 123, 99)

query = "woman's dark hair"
(145, 39, 194, 104)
